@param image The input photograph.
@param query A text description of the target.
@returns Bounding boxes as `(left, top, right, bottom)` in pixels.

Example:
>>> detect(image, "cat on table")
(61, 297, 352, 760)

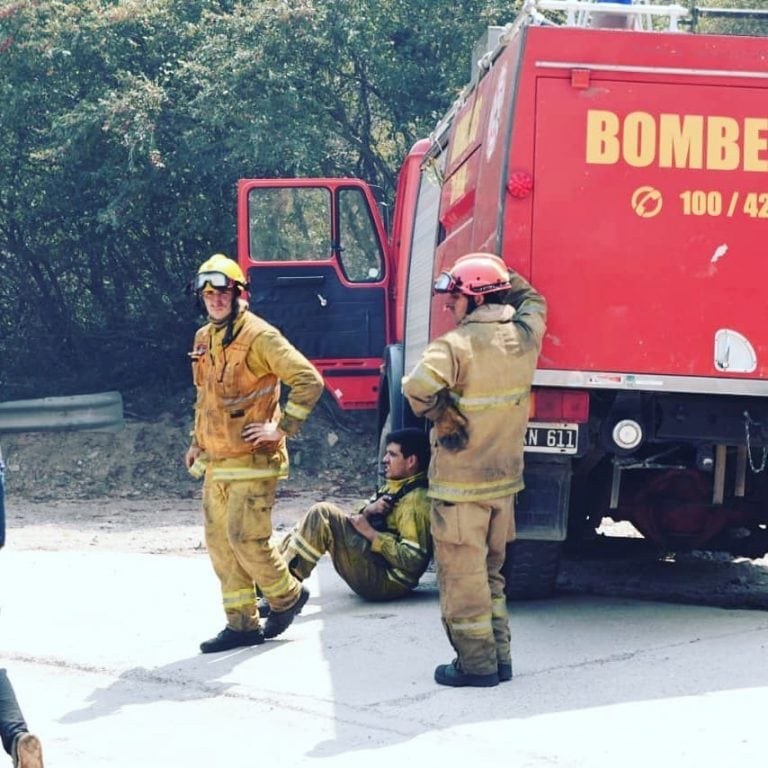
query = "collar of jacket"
(462, 304, 516, 325)
(384, 471, 427, 494)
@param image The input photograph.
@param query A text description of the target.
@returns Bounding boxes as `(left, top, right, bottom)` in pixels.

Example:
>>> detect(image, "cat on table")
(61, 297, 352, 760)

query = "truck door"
(237, 179, 390, 409)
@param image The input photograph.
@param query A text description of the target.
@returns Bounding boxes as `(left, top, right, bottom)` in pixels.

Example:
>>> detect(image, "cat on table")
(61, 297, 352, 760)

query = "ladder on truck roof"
(529, 0, 689, 31)
(529, 0, 768, 33)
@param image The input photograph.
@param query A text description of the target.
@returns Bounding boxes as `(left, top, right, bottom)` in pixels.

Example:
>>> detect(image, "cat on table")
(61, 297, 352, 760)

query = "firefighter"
(185, 253, 324, 653)
(402, 253, 546, 687)
(258, 428, 432, 610)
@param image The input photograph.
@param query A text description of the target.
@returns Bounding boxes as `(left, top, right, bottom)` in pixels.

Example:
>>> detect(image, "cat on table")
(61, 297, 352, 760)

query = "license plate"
(524, 422, 578, 454)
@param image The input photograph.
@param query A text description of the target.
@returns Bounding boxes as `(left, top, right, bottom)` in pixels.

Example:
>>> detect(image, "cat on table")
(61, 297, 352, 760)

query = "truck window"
(247, 185, 384, 284)
(337, 187, 384, 283)
(247, 187, 331, 262)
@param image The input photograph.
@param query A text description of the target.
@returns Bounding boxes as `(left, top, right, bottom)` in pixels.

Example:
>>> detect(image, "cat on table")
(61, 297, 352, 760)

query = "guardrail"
(0, 391, 125, 434)
(0, 390, 125, 547)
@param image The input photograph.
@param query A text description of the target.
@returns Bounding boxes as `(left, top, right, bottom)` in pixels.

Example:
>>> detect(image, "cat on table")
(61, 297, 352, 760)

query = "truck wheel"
(502, 540, 562, 600)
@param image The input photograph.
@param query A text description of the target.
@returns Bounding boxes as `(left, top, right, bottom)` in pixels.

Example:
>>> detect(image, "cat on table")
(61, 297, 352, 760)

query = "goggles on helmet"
(195, 271, 237, 293)
(433, 271, 457, 294)
(433, 269, 510, 296)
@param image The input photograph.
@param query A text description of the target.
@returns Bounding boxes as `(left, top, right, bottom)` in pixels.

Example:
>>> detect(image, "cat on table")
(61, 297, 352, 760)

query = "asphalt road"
(2, 548, 768, 767)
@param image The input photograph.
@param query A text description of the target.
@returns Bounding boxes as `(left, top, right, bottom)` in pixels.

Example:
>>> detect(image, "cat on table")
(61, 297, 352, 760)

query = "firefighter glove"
(435, 403, 469, 451)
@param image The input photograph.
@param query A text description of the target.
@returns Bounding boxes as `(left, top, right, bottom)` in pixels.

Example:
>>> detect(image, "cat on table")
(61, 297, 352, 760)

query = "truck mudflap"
(515, 456, 572, 541)
(502, 540, 562, 600)
(502, 457, 573, 600)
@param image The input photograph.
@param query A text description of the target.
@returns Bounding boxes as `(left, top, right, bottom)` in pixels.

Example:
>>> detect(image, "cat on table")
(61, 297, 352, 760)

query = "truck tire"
(502, 540, 562, 600)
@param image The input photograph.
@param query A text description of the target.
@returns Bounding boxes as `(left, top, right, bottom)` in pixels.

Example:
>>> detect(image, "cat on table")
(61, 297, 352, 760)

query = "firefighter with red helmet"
(403, 252, 547, 687)
(185, 253, 324, 653)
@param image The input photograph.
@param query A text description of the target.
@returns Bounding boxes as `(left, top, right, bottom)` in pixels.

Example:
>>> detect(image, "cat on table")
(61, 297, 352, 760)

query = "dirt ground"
(5, 390, 768, 610)
(2, 391, 377, 553)
(2, 391, 378, 503)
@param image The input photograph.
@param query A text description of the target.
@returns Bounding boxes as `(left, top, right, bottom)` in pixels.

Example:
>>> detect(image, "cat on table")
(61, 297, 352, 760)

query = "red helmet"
(433, 253, 511, 296)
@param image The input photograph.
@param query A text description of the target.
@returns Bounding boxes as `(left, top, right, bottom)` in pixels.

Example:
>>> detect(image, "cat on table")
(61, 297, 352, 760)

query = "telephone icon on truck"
(632, 186, 663, 218)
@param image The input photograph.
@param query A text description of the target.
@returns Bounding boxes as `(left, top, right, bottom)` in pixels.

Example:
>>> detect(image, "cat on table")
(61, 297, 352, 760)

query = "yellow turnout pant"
(278, 502, 413, 601)
(203, 476, 302, 631)
(431, 496, 515, 675)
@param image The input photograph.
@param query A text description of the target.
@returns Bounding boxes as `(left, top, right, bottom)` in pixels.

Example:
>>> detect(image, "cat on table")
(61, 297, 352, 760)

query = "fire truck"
(237, 0, 768, 597)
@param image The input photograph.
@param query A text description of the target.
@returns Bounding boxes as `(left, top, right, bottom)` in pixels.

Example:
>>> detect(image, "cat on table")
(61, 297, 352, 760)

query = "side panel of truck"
(431, 25, 768, 391)
(533, 68, 768, 382)
(429, 32, 528, 342)
(516, 27, 768, 392)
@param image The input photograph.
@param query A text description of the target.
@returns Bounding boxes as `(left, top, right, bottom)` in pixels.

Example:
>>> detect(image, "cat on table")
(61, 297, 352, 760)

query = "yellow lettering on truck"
(744, 118, 768, 172)
(706, 116, 740, 170)
(585, 109, 768, 172)
(658, 114, 703, 169)
(585, 110, 620, 164)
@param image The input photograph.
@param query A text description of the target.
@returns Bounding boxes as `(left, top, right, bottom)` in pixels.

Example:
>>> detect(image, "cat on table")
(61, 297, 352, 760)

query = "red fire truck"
(237, 0, 768, 597)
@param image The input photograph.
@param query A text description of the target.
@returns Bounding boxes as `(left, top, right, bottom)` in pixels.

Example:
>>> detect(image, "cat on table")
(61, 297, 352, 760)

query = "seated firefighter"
(260, 427, 432, 614)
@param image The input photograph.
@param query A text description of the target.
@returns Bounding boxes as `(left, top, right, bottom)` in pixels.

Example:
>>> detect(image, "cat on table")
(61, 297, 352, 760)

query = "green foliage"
(688, 0, 768, 36)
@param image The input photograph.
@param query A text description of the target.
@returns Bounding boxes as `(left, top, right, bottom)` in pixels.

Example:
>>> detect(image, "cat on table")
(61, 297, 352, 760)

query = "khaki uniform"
(191, 305, 323, 631)
(403, 273, 546, 675)
(277, 473, 432, 600)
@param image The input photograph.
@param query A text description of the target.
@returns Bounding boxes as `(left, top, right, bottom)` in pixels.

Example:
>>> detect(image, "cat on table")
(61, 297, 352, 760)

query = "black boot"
(498, 661, 513, 682)
(434, 659, 499, 688)
(199, 626, 265, 654)
(263, 586, 310, 639)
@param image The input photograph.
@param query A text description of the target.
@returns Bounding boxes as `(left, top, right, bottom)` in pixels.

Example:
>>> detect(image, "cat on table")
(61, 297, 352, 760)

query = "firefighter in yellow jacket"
(260, 428, 432, 606)
(403, 253, 546, 687)
(185, 254, 324, 653)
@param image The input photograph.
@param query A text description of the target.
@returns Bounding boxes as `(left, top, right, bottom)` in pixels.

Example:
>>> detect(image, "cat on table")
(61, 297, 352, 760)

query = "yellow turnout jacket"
(191, 306, 323, 481)
(403, 273, 546, 502)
